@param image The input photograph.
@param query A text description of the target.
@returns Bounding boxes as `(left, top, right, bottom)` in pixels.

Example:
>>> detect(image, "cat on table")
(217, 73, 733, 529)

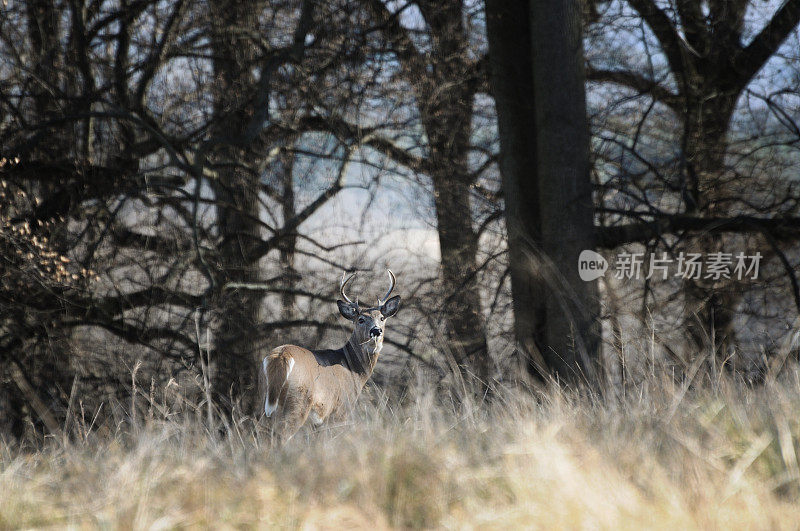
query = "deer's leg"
(269, 392, 312, 444)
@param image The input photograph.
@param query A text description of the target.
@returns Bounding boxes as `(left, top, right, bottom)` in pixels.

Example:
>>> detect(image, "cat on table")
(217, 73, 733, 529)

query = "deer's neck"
(343, 334, 381, 386)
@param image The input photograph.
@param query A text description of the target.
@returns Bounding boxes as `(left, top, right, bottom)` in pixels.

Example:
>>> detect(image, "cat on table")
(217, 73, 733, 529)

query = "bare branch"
(361, 0, 426, 80)
(586, 66, 681, 112)
(626, 0, 690, 82)
(734, 0, 800, 87)
(598, 214, 800, 248)
(292, 115, 431, 174)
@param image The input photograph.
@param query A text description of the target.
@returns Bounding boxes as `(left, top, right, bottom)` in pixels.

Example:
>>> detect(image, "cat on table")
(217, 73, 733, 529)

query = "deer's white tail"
(264, 353, 294, 417)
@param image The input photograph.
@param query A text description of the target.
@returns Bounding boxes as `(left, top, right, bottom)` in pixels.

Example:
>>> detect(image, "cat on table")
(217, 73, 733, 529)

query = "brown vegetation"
(5, 366, 800, 528)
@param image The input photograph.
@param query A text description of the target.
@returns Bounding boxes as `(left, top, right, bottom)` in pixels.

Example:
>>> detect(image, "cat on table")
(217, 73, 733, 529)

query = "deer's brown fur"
(259, 272, 400, 442)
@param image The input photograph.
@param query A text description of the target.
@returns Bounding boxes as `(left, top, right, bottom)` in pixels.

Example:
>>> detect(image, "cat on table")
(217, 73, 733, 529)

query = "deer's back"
(264, 344, 361, 415)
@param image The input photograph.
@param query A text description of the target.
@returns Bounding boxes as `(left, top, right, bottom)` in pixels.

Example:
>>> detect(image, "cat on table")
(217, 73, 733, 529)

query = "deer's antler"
(340, 271, 358, 308)
(378, 269, 396, 305)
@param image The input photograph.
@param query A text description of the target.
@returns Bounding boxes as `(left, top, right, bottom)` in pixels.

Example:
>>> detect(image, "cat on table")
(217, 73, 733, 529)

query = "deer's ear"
(380, 295, 401, 317)
(337, 300, 358, 320)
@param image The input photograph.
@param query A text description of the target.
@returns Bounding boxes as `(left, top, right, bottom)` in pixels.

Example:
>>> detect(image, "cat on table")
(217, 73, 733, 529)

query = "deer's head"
(337, 270, 401, 351)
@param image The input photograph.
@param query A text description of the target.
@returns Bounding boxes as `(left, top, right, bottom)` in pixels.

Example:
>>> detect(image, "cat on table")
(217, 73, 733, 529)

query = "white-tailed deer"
(259, 270, 400, 440)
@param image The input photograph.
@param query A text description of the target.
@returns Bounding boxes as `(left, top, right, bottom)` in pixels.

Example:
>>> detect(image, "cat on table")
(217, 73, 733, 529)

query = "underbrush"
(4, 370, 800, 529)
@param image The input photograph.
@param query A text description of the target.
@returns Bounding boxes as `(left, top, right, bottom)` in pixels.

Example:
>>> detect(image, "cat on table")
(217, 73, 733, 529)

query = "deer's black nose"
(370, 327, 382, 338)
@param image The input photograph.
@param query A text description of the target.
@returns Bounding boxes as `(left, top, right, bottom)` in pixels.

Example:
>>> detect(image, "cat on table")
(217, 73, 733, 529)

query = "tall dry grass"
(4, 367, 800, 529)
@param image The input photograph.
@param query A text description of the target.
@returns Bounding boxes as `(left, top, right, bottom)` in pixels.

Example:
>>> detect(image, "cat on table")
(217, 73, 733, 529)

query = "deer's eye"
(380, 316, 385, 321)
(358, 317, 365, 324)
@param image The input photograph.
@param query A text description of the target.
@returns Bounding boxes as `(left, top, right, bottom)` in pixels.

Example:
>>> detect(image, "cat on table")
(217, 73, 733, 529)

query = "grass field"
(4, 370, 800, 529)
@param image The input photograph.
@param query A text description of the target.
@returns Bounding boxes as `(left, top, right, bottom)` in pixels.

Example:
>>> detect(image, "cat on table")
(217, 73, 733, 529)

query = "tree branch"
(249, 143, 355, 260)
(84, 287, 203, 318)
(109, 226, 195, 254)
(292, 115, 431, 174)
(626, 0, 689, 82)
(734, 0, 800, 87)
(361, 0, 426, 80)
(598, 214, 800, 248)
(675, 0, 708, 55)
(134, 0, 188, 107)
(585, 66, 681, 111)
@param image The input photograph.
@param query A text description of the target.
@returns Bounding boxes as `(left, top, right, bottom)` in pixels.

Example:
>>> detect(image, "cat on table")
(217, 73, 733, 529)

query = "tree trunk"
(529, 0, 601, 382)
(423, 106, 490, 382)
(278, 148, 298, 321)
(682, 89, 740, 357)
(487, 0, 601, 384)
(418, 1, 490, 383)
(0, 0, 79, 436)
(485, 0, 549, 378)
(208, 0, 264, 413)
(360, 0, 491, 383)
(209, 168, 263, 412)
(430, 169, 489, 380)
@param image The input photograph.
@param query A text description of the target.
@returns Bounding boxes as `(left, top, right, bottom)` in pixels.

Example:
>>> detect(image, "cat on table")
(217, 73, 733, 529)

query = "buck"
(259, 270, 400, 440)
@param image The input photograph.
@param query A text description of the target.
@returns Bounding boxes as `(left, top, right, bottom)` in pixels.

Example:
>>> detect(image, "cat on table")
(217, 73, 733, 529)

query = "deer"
(259, 270, 400, 441)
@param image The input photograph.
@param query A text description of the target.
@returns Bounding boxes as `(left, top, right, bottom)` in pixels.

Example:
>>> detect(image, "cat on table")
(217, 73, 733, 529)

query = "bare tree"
(588, 0, 800, 357)
(353, 0, 492, 382)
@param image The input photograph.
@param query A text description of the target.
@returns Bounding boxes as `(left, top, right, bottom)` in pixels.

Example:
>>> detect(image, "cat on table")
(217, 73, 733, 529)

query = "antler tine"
(340, 271, 357, 305)
(379, 269, 396, 304)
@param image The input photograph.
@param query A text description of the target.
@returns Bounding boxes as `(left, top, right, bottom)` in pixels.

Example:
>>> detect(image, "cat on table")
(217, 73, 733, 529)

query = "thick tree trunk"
(210, 169, 263, 412)
(487, 0, 601, 384)
(485, 0, 549, 378)
(430, 168, 489, 379)
(529, 0, 601, 382)
(417, 1, 490, 383)
(27, 0, 60, 127)
(423, 107, 490, 382)
(208, 0, 264, 413)
(682, 91, 740, 357)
